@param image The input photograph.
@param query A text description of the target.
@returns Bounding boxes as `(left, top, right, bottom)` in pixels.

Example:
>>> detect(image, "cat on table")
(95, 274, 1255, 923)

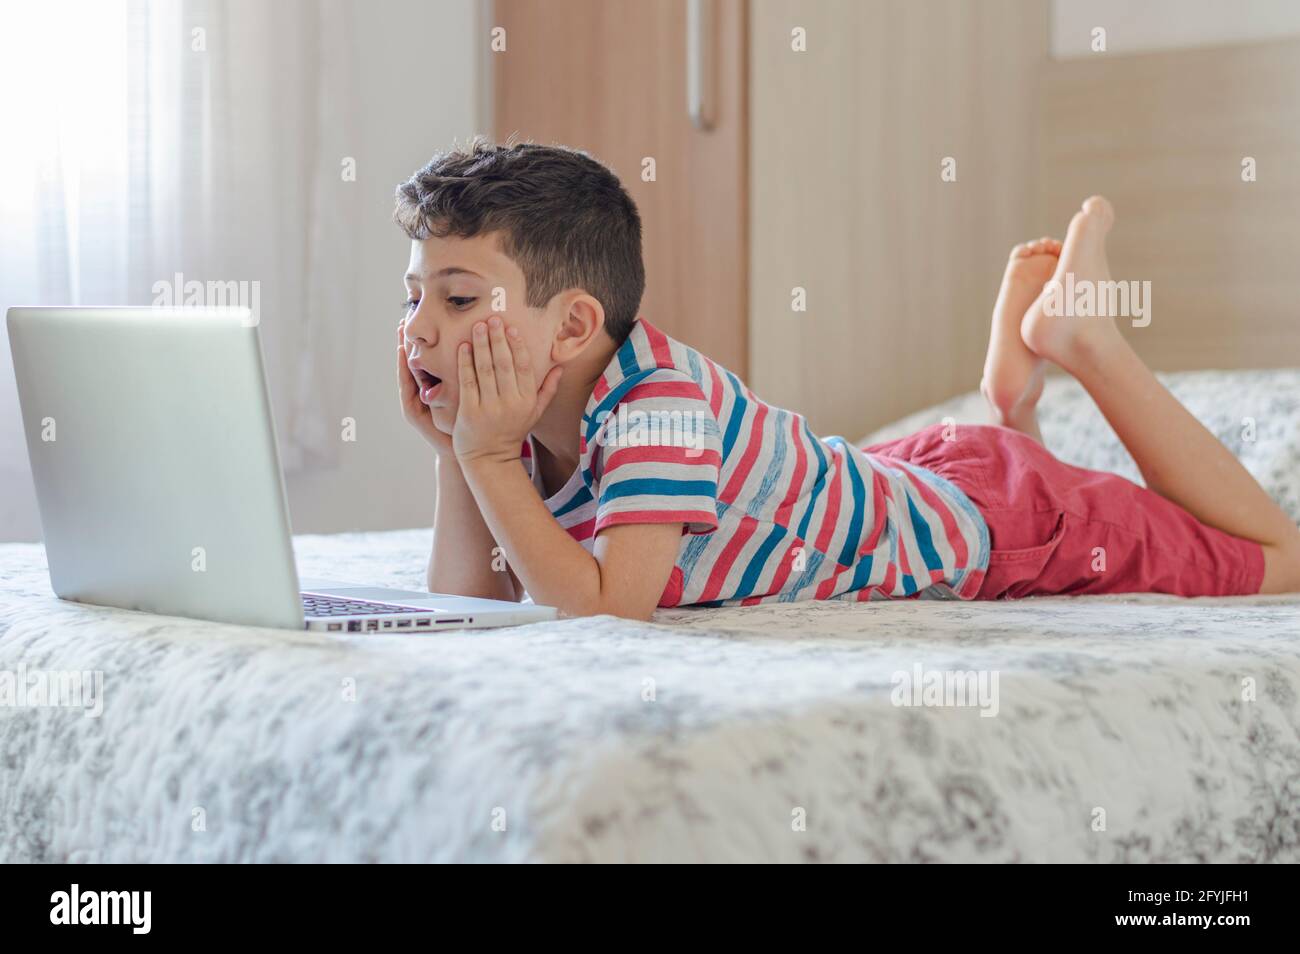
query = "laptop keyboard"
(301, 593, 417, 617)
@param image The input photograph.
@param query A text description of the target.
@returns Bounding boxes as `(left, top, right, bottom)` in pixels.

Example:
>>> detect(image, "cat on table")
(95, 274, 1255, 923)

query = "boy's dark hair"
(394, 137, 645, 345)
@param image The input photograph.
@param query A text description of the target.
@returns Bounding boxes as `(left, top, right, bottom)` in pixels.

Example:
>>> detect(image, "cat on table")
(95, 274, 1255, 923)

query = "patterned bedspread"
(3, 528, 1298, 863)
(4, 369, 1299, 862)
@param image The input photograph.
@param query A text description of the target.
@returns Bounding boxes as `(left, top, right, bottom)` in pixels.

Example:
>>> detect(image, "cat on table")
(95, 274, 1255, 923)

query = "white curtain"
(0, 0, 361, 531)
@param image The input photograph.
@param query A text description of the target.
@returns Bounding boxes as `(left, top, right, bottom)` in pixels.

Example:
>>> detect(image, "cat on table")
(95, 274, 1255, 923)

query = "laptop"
(6, 306, 557, 632)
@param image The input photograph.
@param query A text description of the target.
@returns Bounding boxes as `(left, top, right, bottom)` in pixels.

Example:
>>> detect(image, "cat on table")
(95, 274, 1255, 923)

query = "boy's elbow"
(426, 574, 520, 604)
(560, 596, 655, 622)
(595, 597, 658, 622)
(617, 605, 657, 623)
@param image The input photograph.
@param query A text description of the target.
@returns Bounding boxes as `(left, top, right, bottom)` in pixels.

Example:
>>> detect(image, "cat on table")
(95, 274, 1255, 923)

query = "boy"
(394, 140, 1300, 620)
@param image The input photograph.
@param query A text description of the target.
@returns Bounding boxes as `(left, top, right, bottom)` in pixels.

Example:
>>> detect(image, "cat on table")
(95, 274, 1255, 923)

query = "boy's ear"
(551, 292, 606, 362)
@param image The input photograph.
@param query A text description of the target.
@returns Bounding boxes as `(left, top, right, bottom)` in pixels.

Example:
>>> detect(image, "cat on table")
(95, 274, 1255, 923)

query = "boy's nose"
(402, 311, 437, 348)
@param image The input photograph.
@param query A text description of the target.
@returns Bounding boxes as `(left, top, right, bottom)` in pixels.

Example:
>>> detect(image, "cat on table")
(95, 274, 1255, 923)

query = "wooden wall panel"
(1040, 38, 1300, 371)
(492, 0, 749, 374)
(749, 0, 1050, 438)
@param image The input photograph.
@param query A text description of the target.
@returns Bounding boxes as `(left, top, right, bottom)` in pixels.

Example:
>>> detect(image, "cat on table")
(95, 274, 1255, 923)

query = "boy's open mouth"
(414, 367, 443, 403)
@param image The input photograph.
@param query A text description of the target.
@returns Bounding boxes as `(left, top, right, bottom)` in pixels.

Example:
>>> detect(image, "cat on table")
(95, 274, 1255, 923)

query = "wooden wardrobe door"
(491, 0, 748, 375)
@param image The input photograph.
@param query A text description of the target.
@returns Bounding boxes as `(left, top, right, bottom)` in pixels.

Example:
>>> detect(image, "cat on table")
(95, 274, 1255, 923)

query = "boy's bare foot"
(981, 238, 1061, 442)
(1021, 196, 1126, 374)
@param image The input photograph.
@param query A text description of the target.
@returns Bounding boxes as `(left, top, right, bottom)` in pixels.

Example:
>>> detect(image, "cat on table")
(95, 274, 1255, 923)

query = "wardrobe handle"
(687, 0, 714, 130)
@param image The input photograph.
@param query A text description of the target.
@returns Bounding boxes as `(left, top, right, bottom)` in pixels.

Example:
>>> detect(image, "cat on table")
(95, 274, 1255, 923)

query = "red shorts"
(862, 423, 1265, 599)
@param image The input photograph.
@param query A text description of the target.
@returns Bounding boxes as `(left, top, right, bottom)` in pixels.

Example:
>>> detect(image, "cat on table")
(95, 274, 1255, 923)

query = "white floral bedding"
(1, 369, 1298, 863)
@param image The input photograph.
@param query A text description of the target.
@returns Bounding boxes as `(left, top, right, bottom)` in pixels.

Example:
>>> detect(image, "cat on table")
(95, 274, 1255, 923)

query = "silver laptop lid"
(6, 306, 304, 628)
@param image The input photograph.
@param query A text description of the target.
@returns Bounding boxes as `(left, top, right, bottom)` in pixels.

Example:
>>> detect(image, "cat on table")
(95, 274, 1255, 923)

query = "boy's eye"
(402, 298, 419, 314)
(448, 296, 477, 310)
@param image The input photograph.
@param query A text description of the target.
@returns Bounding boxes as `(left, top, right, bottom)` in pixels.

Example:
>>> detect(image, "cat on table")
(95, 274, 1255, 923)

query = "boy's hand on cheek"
(452, 317, 562, 466)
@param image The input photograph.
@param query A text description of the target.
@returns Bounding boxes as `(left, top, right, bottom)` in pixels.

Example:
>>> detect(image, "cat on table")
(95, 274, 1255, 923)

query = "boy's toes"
(1014, 237, 1063, 259)
(1079, 194, 1115, 230)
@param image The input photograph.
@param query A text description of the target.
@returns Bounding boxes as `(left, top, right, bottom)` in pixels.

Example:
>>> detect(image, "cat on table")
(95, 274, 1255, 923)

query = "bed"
(2, 370, 1298, 863)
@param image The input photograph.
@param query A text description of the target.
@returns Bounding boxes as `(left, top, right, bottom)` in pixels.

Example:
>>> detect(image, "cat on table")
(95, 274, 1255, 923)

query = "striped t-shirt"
(522, 319, 989, 607)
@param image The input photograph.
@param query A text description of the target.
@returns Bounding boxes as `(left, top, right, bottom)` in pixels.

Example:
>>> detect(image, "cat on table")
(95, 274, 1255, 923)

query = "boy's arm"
(397, 320, 520, 601)
(460, 457, 681, 619)
(428, 455, 521, 601)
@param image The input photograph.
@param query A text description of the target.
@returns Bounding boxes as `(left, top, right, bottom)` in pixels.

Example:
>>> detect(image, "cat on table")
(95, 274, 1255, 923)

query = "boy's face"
(401, 232, 557, 434)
